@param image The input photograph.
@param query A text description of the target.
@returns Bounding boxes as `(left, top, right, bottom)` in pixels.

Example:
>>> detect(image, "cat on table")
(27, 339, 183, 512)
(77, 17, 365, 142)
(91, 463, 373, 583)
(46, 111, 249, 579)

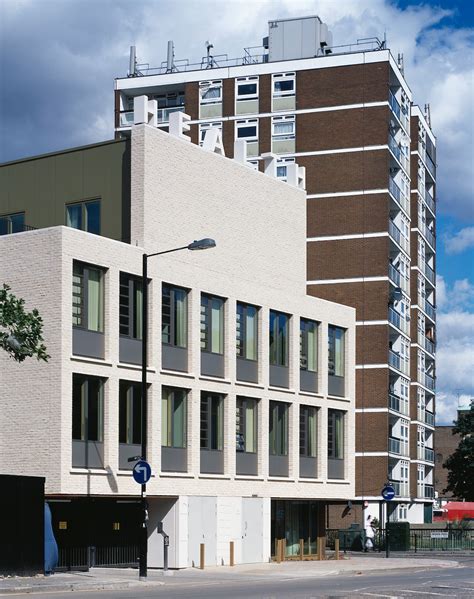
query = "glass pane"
(307, 322, 317, 372)
(245, 400, 256, 453)
(162, 285, 171, 344)
(172, 391, 186, 448)
(211, 396, 219, 449)
(269, 311, 277, 365)
(202, 86, 221, 100)
(119, 275, 130, 336)
(200, 297, 208, 350)
(211, 298, 223, 354)
(245, 307, 257, 360)
(278, 314, 288, 367)
(200, 394, 209, 449)
(237, 126, 257, 139)
(236, 304, 243, 357)
(161, 391, 170, 447)
(72, 263, 84, 327)
(87, 268, 103, 332)
(238, 83, 257, 96)
(274, 79, 294, 93)
(72, 376, 83, 440)
(85, 201, 100, 235)
(236, 399, 244, 452)
(134, 281, 143, 340)
(119, 384, 127, 443)
(87, 378, 103, 442)
(335, 328, 344, 377)
(335, 412, 344, 459)
(175, 289, 187, 348)
(217, 396, 223, 451)
(274, 122, 294, 135)
(131, 385, 142, 444)
(10, 213, 25, 233)
(308, 407, 317, 457)
(0, 217, 8, 235)
(67, 204, 82, 230)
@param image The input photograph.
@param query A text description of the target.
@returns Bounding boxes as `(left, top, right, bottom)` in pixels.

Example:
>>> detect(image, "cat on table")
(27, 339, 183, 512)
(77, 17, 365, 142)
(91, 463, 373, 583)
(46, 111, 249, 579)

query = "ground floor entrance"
(271, 500, 325, 558)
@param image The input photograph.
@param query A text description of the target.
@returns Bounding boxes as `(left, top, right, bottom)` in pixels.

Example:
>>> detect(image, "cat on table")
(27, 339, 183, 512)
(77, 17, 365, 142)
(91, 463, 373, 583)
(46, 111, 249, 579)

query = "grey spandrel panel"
(200, 449, 223, 474)
(328, 458, 345, 480)
(236, 451, 258, 476)
(162, 345, 188, 372)
(270, 365, 289, 388)
(119, 443, 142, 470)
(328, 375, 345, 397)
(201, 352, 224, 378)
(300, 456, 318, 478)
(300, 370, 318, 393)
(72, 440, 104, 469)
(269, 454, 289, 477)
(237, 358, 258, 383)
(119, 336, 142, 365)
(73, 328, 104, 359)
(161, 447, 187, 472)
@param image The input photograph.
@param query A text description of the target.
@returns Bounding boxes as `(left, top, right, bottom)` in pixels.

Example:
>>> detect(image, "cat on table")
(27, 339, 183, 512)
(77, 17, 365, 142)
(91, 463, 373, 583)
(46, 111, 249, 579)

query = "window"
(236, 397, 257, 453)
(236, 302, 258, 361)
(272, 72, 295, 96)
(276, 158, 295, 181)
(199, 122, 223, 145)
(120, 273, 143, 340)
(162, 387, 187, 448)
(0, 212, 25, 235)
(269, 310, 289, 367)
(236, 76, 259, 100)
(200, 294, 224, 354)
(328, 325, 345, 377)
(328, 409, 344, 459)
(300, 318, 318, 372)
(269, 401, 288, 456)
(272, 116, 295, 140)
(235, 119, 258, 141)
(300, 405, 317, 457)
(119, 381, 141, 444)
(199, 80, 222, 104)
(72, 262, 104, 332)
(200, 392, 223, 450)
(162, 284, 188, 348)
(66, 200, 100, 235)
(72, 375, 104, 442)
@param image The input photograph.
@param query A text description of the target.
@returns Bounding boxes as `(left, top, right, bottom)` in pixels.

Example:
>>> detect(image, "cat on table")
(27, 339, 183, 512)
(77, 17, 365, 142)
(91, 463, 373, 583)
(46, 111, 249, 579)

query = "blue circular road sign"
(381, 485, 396, 501)
(132, 460, 152, 484)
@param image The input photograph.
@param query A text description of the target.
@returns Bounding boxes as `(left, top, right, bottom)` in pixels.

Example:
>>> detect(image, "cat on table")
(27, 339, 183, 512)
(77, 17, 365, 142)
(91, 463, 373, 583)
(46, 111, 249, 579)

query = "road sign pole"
(385, 500, 390, 558)
(139, 253, 148, 581)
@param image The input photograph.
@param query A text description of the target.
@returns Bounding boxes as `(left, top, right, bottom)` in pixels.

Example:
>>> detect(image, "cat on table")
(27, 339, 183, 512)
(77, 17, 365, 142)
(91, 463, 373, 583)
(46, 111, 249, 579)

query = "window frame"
(200, 392, 224, 451)
(235, 76, 259, 101)
(72, 261, 105, 332)
(66, 199, 101, 235)
(328, 325, 345, 377)
(300, 404, 318, 458)
(0, 212, 25, 235)
(269, 310, 289, 367)
(72, 374, 104, 443)
(200, 293, 225, 355)
(272, 115, 296, 140)
(276, 157, 295, 181)
(269, 400, 288, 456)
(272, 72, 296, 97)
(162, 283, 188, 349)
(235, 118, 259, 142)
(236, 396, 258, 454)
(119, 272, 143, 340)
(300, 318, 318, 372)
(119, 380, 142, 445)
(236, 302, 258, 362)
(161, 386, 187, 449)
(328, 409, 345, 460)
(199, 80, 223, 105)
(199, 121, 223, 145)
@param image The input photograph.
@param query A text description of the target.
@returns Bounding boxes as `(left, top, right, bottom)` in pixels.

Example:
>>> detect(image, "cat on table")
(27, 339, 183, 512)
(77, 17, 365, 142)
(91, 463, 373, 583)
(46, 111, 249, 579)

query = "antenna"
(205, 40, 215, 68)
(424, 103, 431, 127)
(166, 40, 176, 73)
(128, 46, 137, 77)
(397, 52, 404, 75)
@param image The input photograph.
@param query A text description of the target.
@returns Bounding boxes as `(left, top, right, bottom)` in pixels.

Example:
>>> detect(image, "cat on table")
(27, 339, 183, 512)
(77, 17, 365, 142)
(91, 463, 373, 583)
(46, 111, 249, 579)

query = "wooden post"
(317, 537, 323, 560)
(230, 541, 235, 566)
(199, 543, 205, 570)
(335, 538, 340, 560)
(276, 539, 282, 563)
(299, 539, 304, 560)
(282, 538, 287, 561)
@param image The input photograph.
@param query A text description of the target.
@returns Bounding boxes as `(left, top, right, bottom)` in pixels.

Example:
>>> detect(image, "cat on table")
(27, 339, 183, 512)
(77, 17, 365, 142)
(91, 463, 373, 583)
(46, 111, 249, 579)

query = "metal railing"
(389, 349, 401, 370)
(389, 220, 409, 252)
(418, 332, 435, 355)
(389, 392, 409, 415)
(389, 134, 402, 162)
(57, 545, 139, 571)
(389, 177, 409, 213)
(420, 223, 436, 250)
(389, 90, 401, 122)
(392, 480, 409, 497)
(157, 106, 185, 123)
(425, 410, 435, 426)
(425, 447, 435, 462)
(420, 260, 436, 285)
(419, 298, 436, 321)
(420, 371, 435, 391)
(424, 189, 436, 214)
(389, 263, 401, 286)
(389, 437, 409, 456)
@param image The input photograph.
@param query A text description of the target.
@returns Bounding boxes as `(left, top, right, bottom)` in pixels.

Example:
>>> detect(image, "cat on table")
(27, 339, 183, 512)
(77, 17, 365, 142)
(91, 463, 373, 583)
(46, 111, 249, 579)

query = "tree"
(0, 283, 49, 362)
(443, 403, 474, 501)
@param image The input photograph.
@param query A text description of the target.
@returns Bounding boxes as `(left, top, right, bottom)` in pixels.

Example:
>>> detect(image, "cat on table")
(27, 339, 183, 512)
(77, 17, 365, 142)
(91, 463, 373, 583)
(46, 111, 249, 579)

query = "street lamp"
(139, 238, 216, 580)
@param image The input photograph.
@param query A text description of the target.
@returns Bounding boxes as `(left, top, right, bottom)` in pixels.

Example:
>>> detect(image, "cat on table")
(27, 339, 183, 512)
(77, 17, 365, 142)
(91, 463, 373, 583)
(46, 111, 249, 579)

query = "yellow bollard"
(230, 541, 235, 566)
(199, 543, 205, 570)
(299, 538, 304, 560)
(335, 537, 340, 560)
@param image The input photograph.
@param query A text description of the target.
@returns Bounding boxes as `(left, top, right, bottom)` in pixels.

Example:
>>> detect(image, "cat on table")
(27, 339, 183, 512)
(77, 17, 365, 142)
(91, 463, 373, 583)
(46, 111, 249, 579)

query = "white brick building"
(0, 123, 355, 568)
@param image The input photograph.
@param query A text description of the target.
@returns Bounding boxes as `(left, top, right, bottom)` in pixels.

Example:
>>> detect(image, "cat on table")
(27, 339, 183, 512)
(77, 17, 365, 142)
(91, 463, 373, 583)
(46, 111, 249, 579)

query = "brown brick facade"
(356, 369, 389, 409)
(307, 236, 389, 280)
(296, 106, 390, 153)
(356, 412, 388, 452)
(356, 325, 389, 365)
(307, 194, 390, 237)
(356, 455, 388, 497)
(307, 280, 389, 320)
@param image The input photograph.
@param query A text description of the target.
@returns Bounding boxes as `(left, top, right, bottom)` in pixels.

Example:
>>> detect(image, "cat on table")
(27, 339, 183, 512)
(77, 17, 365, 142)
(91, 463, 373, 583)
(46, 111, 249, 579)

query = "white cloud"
(444, 226, 474, 255)
(436, 391, 471, 425)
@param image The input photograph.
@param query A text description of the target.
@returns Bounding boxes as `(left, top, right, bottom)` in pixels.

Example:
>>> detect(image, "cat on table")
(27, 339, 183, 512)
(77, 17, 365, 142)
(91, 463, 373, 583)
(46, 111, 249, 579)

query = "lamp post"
(139, 238, 216, 580)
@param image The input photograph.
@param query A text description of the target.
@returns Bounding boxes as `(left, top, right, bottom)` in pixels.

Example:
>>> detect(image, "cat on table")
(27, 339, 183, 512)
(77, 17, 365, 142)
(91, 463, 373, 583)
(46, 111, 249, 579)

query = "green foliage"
(443, 404, 474, 501)
(387, 521, 410, 551)
(0, 284, 49, 362)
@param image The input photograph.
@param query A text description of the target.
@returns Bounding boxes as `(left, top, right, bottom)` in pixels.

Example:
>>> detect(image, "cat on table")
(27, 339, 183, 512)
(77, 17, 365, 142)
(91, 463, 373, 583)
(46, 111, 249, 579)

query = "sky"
(0, 0, 473, 424)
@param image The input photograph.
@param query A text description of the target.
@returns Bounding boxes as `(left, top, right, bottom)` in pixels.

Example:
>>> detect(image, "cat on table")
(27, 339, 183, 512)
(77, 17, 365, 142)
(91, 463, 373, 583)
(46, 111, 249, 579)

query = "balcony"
(419, 298, 436, 322)
(389, 263, 401, 286)
(425, 447, 435, 462)
(419, 371, 435, 391)
(389, 220, 409, 253)
(119, 111, 134, 127)
(425, 411, 435, 426)
(420, 260, 436, 285)
(389, 349, 401, 370)
(389, 178, 409, 213)
(157, 106, 185, 123)
(418, 142, 436, 179)
(389, 134, 409, 172)
(424, 484, 435, 498)
(389, 90, 401, 122)
(424, 189, 436, 215)
(420, 223, 436, 250)
(388, 307, 409, 335)
(389, 392, 409, 415)
(389, 437, 409, 456)
(418, 333, 435, 355)
(392, 480, 409, 497)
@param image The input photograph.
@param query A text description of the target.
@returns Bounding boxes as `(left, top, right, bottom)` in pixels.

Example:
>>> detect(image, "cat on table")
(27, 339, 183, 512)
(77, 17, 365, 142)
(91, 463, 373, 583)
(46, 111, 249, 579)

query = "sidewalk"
(0, 555, 460, 595)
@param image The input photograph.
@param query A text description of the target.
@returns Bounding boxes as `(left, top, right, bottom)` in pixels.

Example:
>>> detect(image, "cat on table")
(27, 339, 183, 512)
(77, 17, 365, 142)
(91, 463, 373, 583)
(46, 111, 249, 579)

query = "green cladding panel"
(0, 139, 131, 243)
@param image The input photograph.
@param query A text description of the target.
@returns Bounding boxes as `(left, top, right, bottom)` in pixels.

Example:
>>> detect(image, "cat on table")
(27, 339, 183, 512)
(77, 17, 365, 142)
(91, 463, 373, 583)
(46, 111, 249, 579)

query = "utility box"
(268, 16, 333, 62)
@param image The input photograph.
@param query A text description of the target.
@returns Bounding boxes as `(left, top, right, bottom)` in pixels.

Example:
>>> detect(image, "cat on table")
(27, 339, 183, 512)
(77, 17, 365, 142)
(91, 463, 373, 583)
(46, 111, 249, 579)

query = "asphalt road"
(8, 559, 474, 599)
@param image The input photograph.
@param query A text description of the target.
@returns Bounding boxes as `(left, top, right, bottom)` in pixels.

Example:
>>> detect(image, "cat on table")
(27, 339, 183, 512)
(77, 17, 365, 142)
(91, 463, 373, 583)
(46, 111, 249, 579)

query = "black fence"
(326, 527, 474, 553)
(57, 545, 139, 571)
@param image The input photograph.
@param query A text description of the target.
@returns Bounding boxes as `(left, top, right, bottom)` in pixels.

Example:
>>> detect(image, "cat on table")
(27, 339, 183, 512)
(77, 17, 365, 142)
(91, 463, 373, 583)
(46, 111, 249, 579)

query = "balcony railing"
(388, 307, 409, 335)
(419, 371, 435, 391)
(392, 480, 409, 497)
(420, 223, 436, 250)
(389, 392, 409, 415)
(418, 333, 435, 355)
(157, 106, 185, 123)
(419, 298, 436, 321)
(425, 411, 435, 426)
(424, 189, 436, 214)
(389, 437, 409, 456)
(418, 142, 436, 179)
(389, 134, 402, 163)
(119, 111, 134, 127)
(425, 484, 435, 498)
(389, 90, 401, 121)
(420, 260, 436, 285)
(389, 263, 401, 286)
(389, 349, 401, 370)
(425, 447, 435, 462)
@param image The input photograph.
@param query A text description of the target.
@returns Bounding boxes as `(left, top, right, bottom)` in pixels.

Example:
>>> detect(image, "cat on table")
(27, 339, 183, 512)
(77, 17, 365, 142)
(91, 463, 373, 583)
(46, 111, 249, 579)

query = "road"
(8, 558, 474, 598)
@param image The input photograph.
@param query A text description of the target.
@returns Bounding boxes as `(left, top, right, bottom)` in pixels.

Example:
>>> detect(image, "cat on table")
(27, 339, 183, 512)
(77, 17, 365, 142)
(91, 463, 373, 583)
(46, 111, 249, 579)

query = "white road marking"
(399, 590, 446, 596)
(361, 593, 399, 598)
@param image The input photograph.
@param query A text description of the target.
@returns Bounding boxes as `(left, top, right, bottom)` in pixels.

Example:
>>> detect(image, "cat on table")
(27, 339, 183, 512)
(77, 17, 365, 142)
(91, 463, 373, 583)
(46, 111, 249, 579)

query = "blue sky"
(0, 0, 473, 423)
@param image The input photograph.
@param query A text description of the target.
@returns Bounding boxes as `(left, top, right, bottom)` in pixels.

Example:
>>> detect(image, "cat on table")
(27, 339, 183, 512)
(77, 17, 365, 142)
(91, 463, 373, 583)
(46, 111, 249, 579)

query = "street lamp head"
(188, 238, 216, 251)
